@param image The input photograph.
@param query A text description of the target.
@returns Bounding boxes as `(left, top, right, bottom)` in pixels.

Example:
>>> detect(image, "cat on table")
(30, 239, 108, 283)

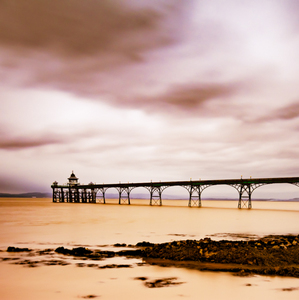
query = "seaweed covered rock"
(139, 235, 299, 273)
(55, 247, 92, 256)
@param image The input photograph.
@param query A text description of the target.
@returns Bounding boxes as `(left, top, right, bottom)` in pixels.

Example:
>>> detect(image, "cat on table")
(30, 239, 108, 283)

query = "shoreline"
(3, 234, 299, 278)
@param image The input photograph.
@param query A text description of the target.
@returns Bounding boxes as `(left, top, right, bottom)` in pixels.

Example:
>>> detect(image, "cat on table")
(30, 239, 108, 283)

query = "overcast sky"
(1, 0, 299, 198)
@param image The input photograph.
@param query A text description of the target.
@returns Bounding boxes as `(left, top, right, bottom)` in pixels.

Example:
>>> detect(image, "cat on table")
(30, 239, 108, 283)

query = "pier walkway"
(51, 173, 299, 208)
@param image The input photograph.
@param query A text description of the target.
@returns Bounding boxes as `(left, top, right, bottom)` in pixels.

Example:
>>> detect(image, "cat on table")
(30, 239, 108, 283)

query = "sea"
(1, 197, 299, 300)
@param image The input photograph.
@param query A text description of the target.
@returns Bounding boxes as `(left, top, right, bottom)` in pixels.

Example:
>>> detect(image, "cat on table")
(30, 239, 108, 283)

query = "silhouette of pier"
(51, 172, 299, 208)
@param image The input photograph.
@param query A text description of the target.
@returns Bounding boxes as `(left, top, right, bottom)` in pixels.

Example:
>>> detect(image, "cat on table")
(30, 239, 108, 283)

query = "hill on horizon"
(0, 192, 51, 198)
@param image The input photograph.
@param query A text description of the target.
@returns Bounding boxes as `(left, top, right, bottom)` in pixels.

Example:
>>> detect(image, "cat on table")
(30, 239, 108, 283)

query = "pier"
(51, 172, 299, 208)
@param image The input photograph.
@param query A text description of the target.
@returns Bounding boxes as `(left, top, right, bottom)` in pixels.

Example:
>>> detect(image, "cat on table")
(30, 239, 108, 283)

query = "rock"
(55, 247, 71, 255)
(203, 238, 211, 243)
(55, 247, 95, 257)
(117, 249, 142, 257)
(139, 277, 184, 288)
(98, 264, 131, 269)
(134, 277, 148, 281)
(72, 247, 93, 256)
(7, 246, 32, 252)
(114, 243, 126, 247)
(136, 241, 155, 247)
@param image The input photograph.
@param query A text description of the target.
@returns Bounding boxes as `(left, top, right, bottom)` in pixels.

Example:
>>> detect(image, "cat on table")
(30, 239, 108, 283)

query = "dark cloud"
(125, 82, 241, 114)
(0, 126, 111, 150)
(256, 101, 299, 122)
(0, 127, 97, 150)
(0, 134, 64, 150)
(274, 102, 299, 120)
(0, 0, 200, 114)
(1, 0, 299, 195)
(158, 83, 236, 109)
(0, 0, 188, 59)
(0, 0, 273, 118)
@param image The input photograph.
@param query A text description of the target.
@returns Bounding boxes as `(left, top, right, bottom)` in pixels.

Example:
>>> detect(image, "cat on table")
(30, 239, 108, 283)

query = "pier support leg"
(52, 188, 56, 202)
(61, 188, 65, 202)
(150, 187, 162, 206)
(57, 190, 60, 202)
(238, 184, 252, 209)
(102, 190, 106, 204)
(248, 185, 252, 209)
(97, 188, 106, 204)
(188, 186, 202, 207)
(91, 189, 96, 203)
(53, 189, 61, 202)
(75, 188, 79, 203)
(118, 188, 130, 204)
(83, 189, 87, 203)
(69, 188, 73, 203)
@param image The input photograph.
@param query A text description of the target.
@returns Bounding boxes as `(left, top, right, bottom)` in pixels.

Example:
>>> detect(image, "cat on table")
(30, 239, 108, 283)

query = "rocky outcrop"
(139, 235, 299, 277)
(7, 247, 32, 252)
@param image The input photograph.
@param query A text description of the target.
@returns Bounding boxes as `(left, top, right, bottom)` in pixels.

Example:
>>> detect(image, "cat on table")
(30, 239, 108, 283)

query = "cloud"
(136, 82, 240, 113)
(1, 0, 299, 195)
(0, 0, 188, 57)
(0, 0, 200, 112)
(0, 0, 297, 119)
(0, 126, 99, 150)
(270, 102, 299, 120)
(100, 80, 244, 117)
(254, 101, 299, 123)
(0, 134, 63, 150)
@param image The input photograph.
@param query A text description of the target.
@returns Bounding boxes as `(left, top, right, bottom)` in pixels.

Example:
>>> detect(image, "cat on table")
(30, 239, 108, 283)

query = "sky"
(1, 0, 299, 198)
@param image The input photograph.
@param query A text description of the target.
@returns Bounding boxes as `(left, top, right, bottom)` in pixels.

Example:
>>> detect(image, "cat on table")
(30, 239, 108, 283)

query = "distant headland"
(0, 192, 51, 198)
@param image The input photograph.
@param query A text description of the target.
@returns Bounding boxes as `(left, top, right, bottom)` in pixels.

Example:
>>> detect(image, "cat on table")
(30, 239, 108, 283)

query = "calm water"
(1, 198, 299, 300)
